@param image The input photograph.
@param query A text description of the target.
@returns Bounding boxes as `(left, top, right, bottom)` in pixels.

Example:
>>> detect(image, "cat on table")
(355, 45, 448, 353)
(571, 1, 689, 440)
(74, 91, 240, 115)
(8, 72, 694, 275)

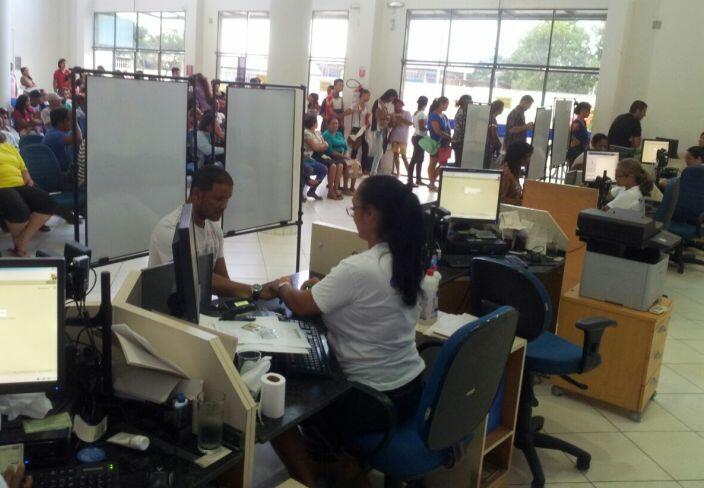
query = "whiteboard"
(551, 99, 573, 168)
(527, 107, 552, 181)
(86, 77, 187, 263)
(460, 104, 491, 169)
(223, 86, 302, 234)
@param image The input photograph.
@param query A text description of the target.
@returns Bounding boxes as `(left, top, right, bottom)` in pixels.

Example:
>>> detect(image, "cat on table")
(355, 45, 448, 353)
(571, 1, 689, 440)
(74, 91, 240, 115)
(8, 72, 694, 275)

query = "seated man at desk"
(570, 133, 609, 171)
(267, 176, 426, 487)
(148, 165, 276, 300)
(603, 159, 654, 216)
(658, 145, 703, 189)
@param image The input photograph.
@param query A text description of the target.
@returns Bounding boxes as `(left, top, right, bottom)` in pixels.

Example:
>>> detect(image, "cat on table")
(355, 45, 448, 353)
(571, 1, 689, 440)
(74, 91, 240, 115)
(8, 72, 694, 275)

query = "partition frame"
(460, 102, 491, 170)
(527, 107, 553, 181)
(549, 98, 575, 182)
(71, 67, 195, 265)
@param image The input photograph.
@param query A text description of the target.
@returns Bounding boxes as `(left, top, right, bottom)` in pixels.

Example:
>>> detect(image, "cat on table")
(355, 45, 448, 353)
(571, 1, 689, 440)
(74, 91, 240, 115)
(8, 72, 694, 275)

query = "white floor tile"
(509, 448, 590, 485)
(668, 317, 704, 341)
(656, 366, 703, 394)
(592, 482, 680, 488)
(595, 401, 689, 432)
(666, 364, 704, 391)
(535, 394, 617, 434)
(626, 431, 704, 480)
(654, 394, 704, 431)
(663, 339, 704, 364)
(679, 482, 704, 488)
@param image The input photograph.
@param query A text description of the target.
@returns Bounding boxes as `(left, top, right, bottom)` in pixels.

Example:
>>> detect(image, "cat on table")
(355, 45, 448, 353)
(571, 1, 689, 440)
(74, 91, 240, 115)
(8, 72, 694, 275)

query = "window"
(93, 11, 185, 75)
(217, 11, 270, 82)
(308, 11, 348, 101)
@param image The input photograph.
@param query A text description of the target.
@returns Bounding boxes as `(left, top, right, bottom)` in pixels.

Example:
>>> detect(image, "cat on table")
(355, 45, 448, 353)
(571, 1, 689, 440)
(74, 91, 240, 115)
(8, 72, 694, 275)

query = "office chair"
(343, 306, 518, 488)
(654, 177, 681, 229)
(664, 166, 704, 273)
(470, 257, 616, 488)
(18, 134, 43, 150)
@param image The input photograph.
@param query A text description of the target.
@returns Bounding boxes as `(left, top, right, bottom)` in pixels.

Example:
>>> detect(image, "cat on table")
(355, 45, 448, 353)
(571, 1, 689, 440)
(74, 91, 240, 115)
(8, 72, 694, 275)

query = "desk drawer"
(640, 365, 661, 412)
(646, 320, 669, 378)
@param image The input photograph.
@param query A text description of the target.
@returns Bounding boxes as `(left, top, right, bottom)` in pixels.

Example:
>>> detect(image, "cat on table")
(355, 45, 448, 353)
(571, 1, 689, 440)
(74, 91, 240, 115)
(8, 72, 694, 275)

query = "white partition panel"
(223, 86, 302, 234)
(460, 104, 491, 169)
(527, 108, 553, 181)
(551, 99, 574, 168)
(87, 77, 187, 263)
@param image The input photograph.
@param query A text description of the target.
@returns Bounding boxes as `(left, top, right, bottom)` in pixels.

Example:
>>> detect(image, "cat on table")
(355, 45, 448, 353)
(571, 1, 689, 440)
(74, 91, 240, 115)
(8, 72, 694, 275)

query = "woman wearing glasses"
(268, 175, 426, 487)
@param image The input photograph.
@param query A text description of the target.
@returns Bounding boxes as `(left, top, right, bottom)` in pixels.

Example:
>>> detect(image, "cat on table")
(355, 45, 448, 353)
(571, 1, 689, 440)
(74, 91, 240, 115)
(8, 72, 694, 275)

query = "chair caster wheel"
(629, 412, 643, 422)
(551, 385, 564, 397)
(576, 455, 591, 471)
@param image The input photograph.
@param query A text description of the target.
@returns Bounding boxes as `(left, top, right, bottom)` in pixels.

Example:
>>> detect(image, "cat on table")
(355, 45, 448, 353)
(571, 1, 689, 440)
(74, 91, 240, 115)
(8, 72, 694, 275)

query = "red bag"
(437, 145, 452, 164)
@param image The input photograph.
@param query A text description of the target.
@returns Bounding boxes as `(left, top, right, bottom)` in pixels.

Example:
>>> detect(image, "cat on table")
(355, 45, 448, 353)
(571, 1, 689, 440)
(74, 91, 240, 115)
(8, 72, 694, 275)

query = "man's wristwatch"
(251, 284, 263, 301)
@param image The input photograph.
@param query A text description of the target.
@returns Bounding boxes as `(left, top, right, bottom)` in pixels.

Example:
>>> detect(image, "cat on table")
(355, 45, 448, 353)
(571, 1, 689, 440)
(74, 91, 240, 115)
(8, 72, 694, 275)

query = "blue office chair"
(470, 257, 616, 488)
(18, 134, 43, 150)
(343, 306, 518, 487)
(664, 166, 704, 273)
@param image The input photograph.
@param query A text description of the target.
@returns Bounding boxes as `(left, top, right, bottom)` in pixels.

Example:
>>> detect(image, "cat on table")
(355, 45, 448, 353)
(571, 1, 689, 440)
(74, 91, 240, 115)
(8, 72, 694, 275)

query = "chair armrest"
(576, 317, 617, 373)
(348, 382, 397, 463)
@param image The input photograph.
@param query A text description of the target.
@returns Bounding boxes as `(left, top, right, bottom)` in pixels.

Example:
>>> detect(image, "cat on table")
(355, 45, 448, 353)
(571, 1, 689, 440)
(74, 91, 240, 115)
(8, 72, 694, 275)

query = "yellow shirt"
(0, 143, 27, 188)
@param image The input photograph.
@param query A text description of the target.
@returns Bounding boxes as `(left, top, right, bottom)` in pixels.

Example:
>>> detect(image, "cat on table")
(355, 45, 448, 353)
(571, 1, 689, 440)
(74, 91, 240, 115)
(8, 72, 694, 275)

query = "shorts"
(391, 141, 407, 155)
(0, 185, 56, 223)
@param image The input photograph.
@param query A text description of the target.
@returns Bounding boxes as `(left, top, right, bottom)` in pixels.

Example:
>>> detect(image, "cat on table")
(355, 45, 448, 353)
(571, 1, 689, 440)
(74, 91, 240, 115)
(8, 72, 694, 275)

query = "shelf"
(483, 426, 513, 454)
(480, 468, 508, 488)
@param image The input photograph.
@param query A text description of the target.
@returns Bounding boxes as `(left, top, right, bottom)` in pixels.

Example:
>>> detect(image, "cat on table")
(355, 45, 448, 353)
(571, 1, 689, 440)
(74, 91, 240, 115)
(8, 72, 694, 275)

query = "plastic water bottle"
(419, 268, 441, 325)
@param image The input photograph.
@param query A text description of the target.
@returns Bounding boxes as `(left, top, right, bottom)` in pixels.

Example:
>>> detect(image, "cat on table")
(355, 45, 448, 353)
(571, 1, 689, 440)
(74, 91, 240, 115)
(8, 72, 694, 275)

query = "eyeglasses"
(346, 205, 363, 217)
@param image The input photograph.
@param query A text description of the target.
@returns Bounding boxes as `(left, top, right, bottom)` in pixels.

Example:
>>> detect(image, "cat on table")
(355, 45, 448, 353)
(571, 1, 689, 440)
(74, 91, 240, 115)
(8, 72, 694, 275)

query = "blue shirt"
(428, 112, 450, 143)
(42, 129, 71, 171)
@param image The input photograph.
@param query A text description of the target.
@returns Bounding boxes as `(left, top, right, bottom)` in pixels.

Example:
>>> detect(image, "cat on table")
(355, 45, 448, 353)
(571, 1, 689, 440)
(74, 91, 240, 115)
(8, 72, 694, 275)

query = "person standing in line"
(607, 100, 648, 148)
(19, 67, 37, 92)
(408, 96, 428, 187)
(484, 99, 504, 168)
(389, 99, 413, 177)
(427, 96, 452, 191)
(53, 59, 71, 94)
(370, 89, 398, 175)
(566, 102, 592, 165)
(452, 94, 472, 165)
(320, 79, 350, 133)
(349, 88, 371, 174)
(307, 93, 320, 119)
(504, 95, 534, 149)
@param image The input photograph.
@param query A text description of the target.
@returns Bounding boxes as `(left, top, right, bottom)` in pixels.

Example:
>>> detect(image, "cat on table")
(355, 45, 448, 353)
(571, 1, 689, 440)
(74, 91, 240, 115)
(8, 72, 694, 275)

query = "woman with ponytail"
(269, 176, 426, 486)
(604, 158, 654, 216)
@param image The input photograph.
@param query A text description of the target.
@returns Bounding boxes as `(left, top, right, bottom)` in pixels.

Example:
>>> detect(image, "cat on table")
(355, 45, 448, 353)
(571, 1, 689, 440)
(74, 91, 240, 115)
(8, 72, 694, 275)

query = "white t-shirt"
(311, 243, 425, 391)
(413, 111, 428, 137)
(609, 185, 645, 216)
(148, 207, 225, 268)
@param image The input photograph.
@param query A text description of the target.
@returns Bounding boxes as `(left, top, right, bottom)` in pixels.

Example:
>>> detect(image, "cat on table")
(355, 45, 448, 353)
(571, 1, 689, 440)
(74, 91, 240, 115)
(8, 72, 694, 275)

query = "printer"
(576, 208, 681, 311)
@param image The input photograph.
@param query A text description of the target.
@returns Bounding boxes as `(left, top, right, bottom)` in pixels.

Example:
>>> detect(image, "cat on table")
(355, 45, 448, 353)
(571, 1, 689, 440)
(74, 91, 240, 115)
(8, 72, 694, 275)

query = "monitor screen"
(172, 204, 200, 323)
(641, 139, 670, 164)
(584, 151, 619, 182)
(438, 169, 502, 222)
(0, 259, 63, 393)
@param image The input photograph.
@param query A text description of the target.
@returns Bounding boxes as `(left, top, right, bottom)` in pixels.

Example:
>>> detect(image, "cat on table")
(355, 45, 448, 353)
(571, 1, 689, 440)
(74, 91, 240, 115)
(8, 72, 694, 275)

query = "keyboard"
(442, 254, 476, 268)
(272, 321, 333, 378)
(31, 462, 120, 487)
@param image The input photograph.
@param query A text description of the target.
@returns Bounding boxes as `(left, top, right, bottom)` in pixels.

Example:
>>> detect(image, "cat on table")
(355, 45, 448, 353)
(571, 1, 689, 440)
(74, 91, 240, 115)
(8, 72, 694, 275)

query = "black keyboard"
(272, 321, 333, 378)
(31, 462, 119, 487)
(442, 254, 476, 268)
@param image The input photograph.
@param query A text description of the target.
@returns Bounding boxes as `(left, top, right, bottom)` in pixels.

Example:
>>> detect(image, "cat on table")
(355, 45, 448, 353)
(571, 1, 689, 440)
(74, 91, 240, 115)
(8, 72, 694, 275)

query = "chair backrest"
(18, 134, 43, 150)
(20, 144, 62, 193)
(655, 177, 681, 228)
(470, 257, 552, 341)
(673, 165, 704, 224)
(416, 306, 518, 451)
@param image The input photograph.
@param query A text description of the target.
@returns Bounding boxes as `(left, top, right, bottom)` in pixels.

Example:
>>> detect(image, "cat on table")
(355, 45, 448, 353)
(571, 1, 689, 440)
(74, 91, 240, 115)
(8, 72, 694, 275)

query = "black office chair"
(470, 257, 616, 488)
(662, 166, 704, 273)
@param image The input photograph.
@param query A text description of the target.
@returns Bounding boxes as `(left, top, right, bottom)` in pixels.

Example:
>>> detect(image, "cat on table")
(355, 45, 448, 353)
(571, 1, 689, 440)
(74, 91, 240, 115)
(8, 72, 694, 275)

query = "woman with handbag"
(427, 96, 452, 191)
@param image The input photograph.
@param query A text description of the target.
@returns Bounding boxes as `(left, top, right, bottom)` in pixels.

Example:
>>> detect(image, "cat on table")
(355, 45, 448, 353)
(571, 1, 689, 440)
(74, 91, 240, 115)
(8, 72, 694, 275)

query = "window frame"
(307, 10, 349, 97)
(216, 10, 270, 81)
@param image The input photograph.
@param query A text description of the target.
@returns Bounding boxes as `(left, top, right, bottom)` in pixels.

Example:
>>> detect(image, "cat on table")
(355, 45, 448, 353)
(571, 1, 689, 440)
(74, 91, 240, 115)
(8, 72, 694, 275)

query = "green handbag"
(418, 136, 440, 156)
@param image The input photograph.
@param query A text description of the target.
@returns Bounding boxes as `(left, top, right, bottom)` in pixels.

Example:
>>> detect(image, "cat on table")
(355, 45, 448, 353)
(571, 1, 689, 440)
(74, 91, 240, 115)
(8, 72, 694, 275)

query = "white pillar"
(267, 0, 312, 86)
(0, 0, 11, 105)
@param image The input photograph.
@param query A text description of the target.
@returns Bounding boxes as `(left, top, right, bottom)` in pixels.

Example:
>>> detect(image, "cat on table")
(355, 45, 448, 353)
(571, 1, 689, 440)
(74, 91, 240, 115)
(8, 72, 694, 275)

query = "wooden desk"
(552, 286, 672, 420)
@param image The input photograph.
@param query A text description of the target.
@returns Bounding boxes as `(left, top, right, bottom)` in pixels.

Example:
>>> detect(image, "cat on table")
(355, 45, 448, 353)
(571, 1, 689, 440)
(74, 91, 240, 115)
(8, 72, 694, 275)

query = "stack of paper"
(112, 323, 203, 404)
(199, 315, 310, 354)
(425, 312, 478, 339)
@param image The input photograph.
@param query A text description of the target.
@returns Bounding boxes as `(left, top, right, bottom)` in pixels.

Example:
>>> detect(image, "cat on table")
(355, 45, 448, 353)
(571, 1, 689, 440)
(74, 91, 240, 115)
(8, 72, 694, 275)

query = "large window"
(402, 9, 605, 124)
(308, 11, 348, 100)
(93, 12, 185, 75)
(217, 11, 270, 82)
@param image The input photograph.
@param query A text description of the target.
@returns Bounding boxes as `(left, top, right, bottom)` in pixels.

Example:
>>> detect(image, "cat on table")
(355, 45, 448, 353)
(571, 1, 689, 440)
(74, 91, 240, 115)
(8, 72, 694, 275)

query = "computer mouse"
(146, 467, 174, 488)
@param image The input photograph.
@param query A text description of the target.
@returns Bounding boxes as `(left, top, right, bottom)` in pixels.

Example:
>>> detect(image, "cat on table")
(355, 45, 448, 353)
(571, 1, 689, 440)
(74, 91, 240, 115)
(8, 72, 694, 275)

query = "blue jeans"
(303, 160, 327, 194)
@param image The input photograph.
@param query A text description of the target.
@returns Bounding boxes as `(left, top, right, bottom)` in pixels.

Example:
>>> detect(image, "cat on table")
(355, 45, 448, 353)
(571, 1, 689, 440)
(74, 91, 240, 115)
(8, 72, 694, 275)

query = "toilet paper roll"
(260, 373, 286, 419)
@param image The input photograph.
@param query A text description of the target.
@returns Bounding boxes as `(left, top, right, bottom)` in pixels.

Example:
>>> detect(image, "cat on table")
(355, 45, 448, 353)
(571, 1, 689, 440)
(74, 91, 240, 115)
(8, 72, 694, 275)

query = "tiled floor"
(4, 186, 704, 488)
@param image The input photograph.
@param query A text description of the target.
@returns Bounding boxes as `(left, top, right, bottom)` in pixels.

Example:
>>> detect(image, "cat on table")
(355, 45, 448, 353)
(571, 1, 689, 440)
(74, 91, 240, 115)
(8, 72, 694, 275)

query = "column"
(267, 0, 312, 86)
(0, 0, 11, 105)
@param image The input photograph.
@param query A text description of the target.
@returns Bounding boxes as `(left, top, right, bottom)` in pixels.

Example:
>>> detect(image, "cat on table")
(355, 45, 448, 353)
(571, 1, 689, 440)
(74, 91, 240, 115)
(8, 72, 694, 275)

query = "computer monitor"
(438, 168, 502, 223)
(655, 137, 679, 158)
(583, 151, 619, 183)
(0, 258, 64, 394)
(609, 145, 635, 160)
(641, 139, 670, 164)
(172, 204, 200, 323)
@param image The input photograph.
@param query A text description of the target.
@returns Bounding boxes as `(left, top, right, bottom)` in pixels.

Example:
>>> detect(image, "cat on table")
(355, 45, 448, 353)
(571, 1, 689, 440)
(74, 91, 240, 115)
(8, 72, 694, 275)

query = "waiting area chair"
(343, 306, 518, 487)
(470, 257, 616, 488)
(18, 134, 43, 150)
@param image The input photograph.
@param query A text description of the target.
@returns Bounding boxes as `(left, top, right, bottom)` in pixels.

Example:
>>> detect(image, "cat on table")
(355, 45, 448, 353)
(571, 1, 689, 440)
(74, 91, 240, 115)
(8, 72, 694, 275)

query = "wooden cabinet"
(552, 285, 672, 419)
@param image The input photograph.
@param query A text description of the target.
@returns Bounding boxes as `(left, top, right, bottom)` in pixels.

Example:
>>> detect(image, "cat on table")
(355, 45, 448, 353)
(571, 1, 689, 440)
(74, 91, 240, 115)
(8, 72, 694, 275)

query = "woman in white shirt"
(270, 176, 426, 486)
(408, 96, 428, 187)
(604, 158, 654, 216)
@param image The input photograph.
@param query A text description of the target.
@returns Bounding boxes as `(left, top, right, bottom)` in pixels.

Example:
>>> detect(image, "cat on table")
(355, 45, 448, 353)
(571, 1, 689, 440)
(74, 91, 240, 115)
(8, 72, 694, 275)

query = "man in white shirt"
(148, 165, 275, 300)
(40, 93, 63, 130)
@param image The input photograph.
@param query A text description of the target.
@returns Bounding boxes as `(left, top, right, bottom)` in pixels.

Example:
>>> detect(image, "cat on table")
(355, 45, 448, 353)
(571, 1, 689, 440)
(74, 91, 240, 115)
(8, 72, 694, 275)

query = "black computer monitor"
(0, 258, 65, 394)
(438, 168, 503, 223)
(609, 145, 635, 160)
(172, 204, 200, 323)
(640, 139, 670, 164)
(655, 137, 679, 158)
(583, 151, 619, 183)
(142, 254, 213, 317)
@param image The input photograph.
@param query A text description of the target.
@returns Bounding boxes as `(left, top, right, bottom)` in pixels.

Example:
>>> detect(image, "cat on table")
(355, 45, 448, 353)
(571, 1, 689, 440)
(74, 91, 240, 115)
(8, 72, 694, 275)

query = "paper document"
(349, 126, 366, 141)
(23, 412, 72, 434)
(212, 317, 311, 353)
(112, 323, 187, 377)
(425, 312, 479, 338)
(113, 365, 182, 404)
(0, 444, 23, 473)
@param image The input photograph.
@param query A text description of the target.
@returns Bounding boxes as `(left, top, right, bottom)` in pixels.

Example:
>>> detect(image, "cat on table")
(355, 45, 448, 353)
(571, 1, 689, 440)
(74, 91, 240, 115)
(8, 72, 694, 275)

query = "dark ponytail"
(358, 176, 425, 307)
(429, 96, 449, 113)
